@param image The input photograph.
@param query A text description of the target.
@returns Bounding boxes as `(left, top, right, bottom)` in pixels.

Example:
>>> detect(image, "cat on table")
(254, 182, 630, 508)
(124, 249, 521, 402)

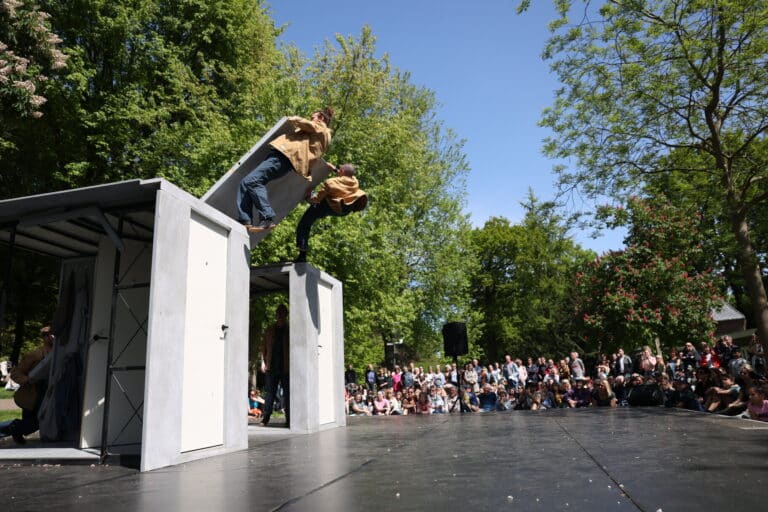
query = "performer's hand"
(304, 186, 314, 200)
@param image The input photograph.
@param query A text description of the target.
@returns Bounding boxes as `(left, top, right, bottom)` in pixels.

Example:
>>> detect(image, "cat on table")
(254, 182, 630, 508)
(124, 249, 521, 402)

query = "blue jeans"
(296, 201, 350, 251)
(237, 150, 293, 224)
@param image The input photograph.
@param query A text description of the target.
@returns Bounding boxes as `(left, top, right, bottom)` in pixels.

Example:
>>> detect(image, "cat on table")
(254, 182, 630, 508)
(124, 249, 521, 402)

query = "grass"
(0, 409, 21, 422)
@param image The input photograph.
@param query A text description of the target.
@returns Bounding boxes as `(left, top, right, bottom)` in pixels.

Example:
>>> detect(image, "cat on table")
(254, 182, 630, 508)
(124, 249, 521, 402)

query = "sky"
(268, 0, 626, 254)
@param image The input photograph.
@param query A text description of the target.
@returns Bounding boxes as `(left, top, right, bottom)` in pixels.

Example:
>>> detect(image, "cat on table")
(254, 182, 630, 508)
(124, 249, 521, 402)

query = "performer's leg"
(261, 371, 278, 425)
(237, 152, 292, 225)
(295, 202, 336, 261)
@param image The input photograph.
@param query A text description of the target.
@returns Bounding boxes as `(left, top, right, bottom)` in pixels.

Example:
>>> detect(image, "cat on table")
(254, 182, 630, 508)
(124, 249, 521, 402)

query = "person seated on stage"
(428, 385, 445, 413)
(401, 387, 417, 415)
(0, 326, 55, 444)
(385, 389, 403, 415)
(294, 163, 368, 263)
(237, 109, 333, 233)
(444, 384, 462, 413)
(248, 388, 265, 418)
(461, 384, 480, 413)
(704, 373, 740, 413)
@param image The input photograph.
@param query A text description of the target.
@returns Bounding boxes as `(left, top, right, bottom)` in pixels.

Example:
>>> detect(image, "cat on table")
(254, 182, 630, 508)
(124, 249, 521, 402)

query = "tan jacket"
(269, 116, 332, 180)
(11, 346, 47, 386)
(313, 176, 368, 214)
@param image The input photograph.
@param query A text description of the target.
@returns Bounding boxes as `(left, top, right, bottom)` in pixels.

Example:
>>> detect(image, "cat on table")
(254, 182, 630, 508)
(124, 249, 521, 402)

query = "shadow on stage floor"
(1, 407, 767, 511)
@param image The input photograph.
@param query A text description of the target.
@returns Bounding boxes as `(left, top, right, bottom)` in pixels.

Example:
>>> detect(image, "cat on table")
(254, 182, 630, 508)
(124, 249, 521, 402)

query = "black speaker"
(443, 322, 468, 357)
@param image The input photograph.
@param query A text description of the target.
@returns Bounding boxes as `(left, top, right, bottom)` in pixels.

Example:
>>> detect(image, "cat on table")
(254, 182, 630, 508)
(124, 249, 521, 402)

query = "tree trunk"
(730, 210, 768, 345)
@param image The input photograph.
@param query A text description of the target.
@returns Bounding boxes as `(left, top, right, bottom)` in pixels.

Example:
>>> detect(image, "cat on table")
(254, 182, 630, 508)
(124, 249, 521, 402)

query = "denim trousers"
(237, 150, 292, 224)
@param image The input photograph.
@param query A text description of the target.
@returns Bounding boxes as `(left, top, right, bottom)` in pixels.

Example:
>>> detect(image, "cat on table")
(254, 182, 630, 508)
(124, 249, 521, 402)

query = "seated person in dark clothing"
(591, 378, 617, 407)
(478, 384, 498, 412)
(566, 378, 592, 408)
(666, 377, 705, 411)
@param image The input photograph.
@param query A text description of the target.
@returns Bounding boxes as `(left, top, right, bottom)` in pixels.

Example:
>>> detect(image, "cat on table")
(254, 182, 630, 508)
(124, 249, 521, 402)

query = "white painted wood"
(317, 282, 335, 425)
(180, 214, 228, 452)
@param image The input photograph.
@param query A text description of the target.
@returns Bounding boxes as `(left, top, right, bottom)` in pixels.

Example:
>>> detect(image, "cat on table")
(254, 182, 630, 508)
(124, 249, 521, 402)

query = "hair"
(319, 107, 334, 125)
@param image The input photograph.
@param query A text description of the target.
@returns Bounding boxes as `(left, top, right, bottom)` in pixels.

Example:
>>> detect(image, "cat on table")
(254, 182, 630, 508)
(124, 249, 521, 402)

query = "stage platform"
(1, 407, 767, 511)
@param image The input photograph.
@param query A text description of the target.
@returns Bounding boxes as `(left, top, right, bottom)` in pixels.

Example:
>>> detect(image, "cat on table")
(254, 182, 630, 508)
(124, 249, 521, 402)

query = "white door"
(181, 214, 228, 451)
(317, 282, 335, 425)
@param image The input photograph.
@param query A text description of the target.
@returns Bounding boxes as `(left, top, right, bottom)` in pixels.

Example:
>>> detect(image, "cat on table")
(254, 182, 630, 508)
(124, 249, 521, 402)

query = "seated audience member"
(385, 389, 403, 415)
(666, 377, 704, 411)
(350, 393, 372, 416)
(428, 386, 445, 413)
(728, 348, 748, 380)
(402, 388, 416, 415)
(416, 390, 433, 414)
(249, 389, 265, 418)
(566, 378, 592, 408)
(613, 375, 628, 406)
(704, 374, 740, 413)
(496, 389, 513, 411)
(373, 390, 390, 415)
(478, 384, 498, 412)
(591, 378, 617, 407)
(747, 385, 768, 422)
(461, 384, 480, 412)
(445, 384, 461, 413)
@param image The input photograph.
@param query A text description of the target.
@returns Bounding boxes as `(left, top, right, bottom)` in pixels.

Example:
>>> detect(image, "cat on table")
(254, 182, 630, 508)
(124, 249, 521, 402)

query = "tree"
(539, 0, 768, 345)
(470, 192, 594, 361)
(1, 0, 283, 199)
(0, 0, 67, 155)
(575, 196, 723, 354)
(251, 27, 475, 369)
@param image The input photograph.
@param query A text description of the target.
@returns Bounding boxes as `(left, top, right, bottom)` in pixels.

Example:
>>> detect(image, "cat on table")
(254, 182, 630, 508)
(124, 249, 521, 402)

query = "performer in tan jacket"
(237, 108, 333, 232)
(294, 163, 368, 262)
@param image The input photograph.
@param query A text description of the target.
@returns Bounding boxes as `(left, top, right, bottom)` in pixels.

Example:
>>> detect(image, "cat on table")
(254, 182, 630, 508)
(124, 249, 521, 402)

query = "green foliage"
(470, 192, 594, 361)
(539, 0, 768, 343)
(575, 197, 723, 353)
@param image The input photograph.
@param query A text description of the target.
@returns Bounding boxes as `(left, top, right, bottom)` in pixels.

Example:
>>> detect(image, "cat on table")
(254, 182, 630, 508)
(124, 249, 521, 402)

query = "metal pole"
(0, 225, 16, 333)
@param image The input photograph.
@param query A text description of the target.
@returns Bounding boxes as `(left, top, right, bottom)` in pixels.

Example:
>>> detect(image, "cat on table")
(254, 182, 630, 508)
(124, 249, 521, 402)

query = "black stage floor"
(1, 408, 767, 511)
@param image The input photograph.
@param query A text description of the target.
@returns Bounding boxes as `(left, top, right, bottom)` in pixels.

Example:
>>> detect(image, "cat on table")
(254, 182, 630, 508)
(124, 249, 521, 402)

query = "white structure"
(0, 118, 346, 471)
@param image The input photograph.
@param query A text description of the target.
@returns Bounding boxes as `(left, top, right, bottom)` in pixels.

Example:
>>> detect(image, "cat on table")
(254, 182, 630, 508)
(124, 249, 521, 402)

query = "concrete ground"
(1, 407, 767, 512)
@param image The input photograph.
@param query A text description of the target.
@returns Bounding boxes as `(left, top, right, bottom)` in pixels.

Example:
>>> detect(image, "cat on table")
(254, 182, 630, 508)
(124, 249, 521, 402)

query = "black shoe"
(248, 219, 276, 233)
(293, 251, 307, 263)
(8, 424, 25, 445)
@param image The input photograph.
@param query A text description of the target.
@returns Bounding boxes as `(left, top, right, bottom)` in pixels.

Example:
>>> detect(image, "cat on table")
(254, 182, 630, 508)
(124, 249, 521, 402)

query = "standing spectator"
(639, 346, 657, 377)
(716, 335, 739, 368)
(449, 363, 459, 387)
(376, 368, 389, 390)
(517, 359, 528, 388)
(344, 364, 358, 387)
(260, 305, 290, 427)
(558, 359, 572, 381)
(680, 342, 700, 372)
(525, 357, 538, 385)
(570, 351, 586, 381)
(463, 363, 479, 392)
(699, 344, 719, 369)
(365, 364, 377, 393)
(613, 348, 633, 378)
(504, 355, 519, 390)
(391, 366, 403, 393)
(728, 348, 748, 381)
(748, 334, 765, 374)
(402, 366, 415, 390)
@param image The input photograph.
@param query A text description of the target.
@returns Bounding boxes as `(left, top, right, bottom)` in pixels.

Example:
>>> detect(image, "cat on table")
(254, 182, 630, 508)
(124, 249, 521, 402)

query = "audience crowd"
(341, 334, 768, 422)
